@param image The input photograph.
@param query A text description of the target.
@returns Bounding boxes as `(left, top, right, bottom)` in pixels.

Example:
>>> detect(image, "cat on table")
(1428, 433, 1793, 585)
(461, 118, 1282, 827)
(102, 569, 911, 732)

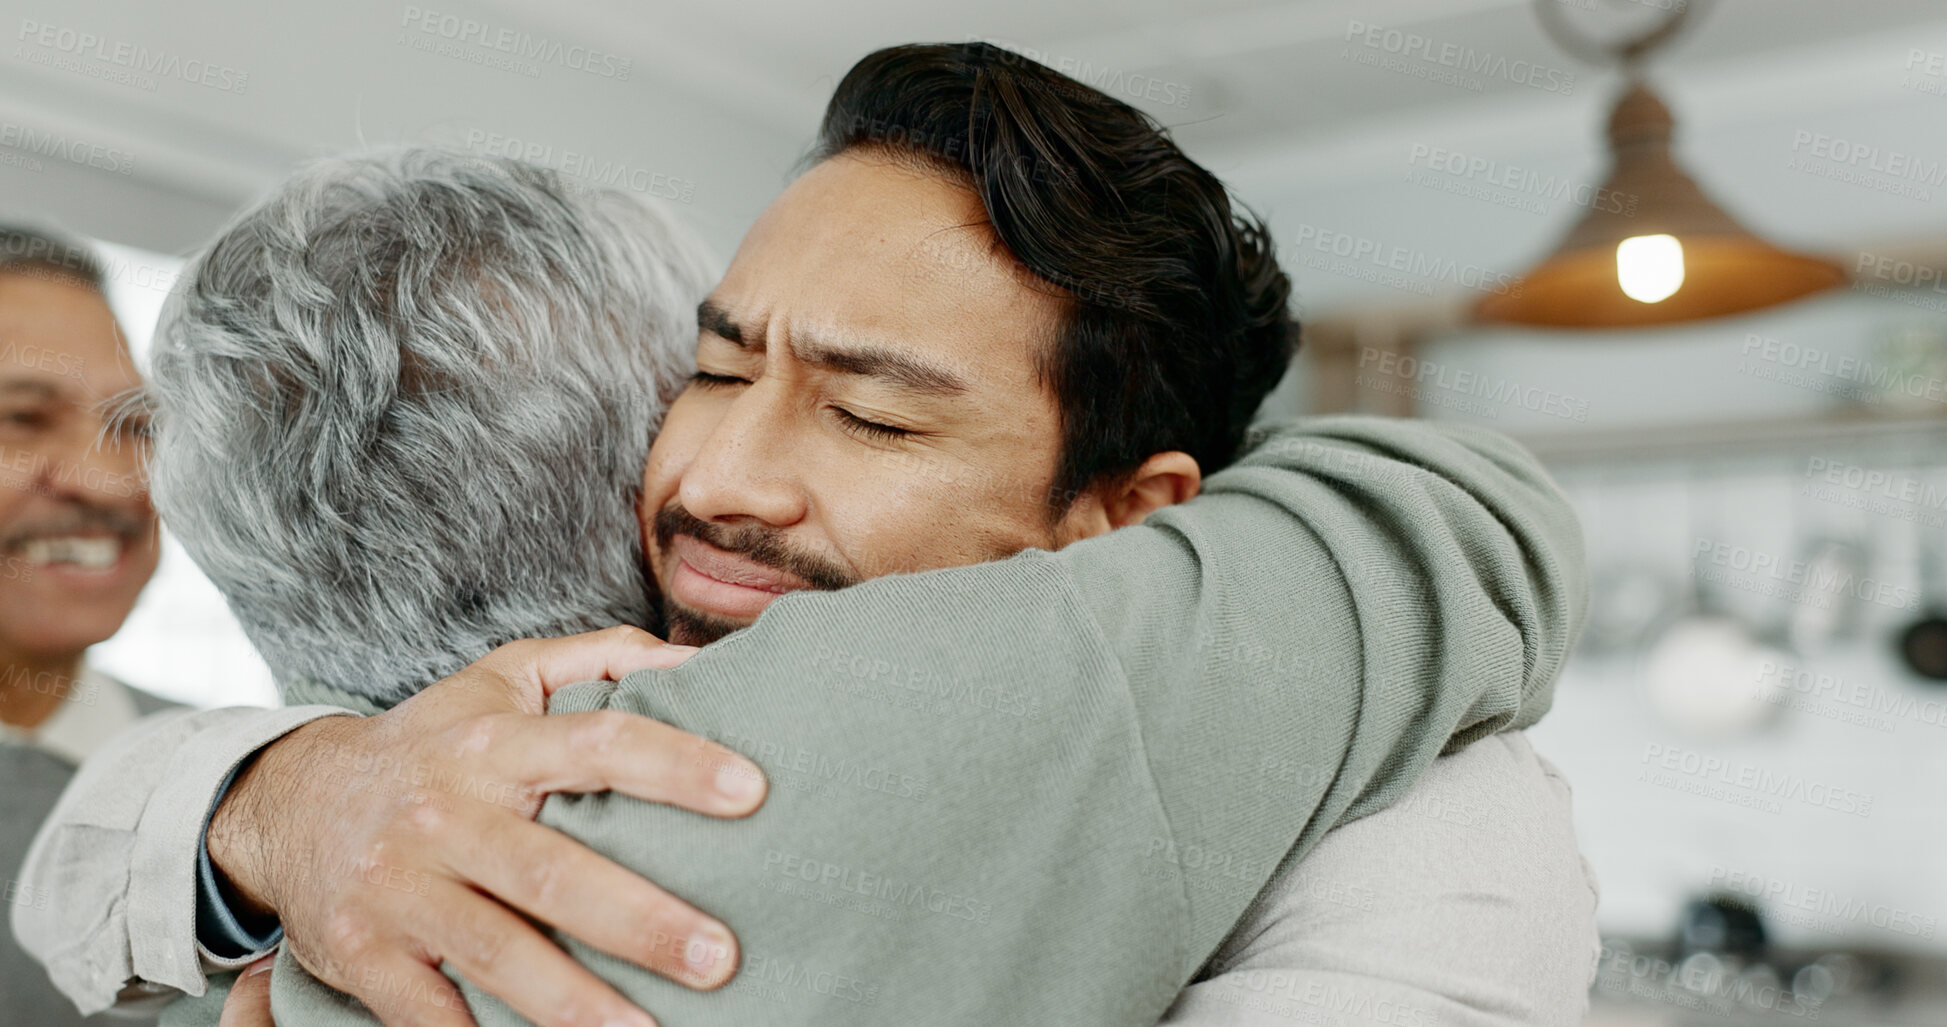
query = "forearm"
(11, 704, 353, 1014)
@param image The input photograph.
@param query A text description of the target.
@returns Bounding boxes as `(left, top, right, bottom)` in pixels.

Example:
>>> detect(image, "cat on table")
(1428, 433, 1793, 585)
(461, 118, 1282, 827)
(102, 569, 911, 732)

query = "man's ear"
(1101, 451, 1201, 529)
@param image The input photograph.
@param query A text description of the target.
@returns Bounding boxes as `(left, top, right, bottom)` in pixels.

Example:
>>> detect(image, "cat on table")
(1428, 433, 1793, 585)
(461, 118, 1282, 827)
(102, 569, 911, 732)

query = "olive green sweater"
(171, 416, 1585, 1027)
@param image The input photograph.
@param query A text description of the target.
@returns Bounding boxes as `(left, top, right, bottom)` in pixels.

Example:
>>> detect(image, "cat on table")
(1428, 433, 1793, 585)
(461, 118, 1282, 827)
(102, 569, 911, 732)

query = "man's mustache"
(653, 503, 858, 592)
(0, 501, 151, 550)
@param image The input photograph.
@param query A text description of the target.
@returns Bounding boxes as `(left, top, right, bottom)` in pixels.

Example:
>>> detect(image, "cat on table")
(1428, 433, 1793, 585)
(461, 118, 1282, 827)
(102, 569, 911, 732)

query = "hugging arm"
(251, 416, 1585, 1026)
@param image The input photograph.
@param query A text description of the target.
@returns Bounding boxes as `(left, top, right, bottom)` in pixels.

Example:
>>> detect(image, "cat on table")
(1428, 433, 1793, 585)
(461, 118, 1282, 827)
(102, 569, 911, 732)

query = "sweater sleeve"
(255, 416, 1584, 1027)
(1056, 416, 1586, 954)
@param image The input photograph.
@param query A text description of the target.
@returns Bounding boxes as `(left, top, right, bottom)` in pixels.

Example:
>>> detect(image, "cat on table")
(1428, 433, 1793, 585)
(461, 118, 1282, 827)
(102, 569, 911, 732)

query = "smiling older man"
(0, 224, 173, 1027)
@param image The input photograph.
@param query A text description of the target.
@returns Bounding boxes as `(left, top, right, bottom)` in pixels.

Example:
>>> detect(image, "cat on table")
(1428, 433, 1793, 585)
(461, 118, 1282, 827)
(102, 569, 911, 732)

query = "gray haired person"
(148, 149, 708, 701)
(19, 147, 1595, 1027)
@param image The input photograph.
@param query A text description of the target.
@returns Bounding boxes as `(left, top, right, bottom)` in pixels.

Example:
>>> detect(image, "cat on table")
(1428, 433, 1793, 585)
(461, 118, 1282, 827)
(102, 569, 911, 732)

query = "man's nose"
(36, 417, 147, 508)
(676, 385, 807, 528)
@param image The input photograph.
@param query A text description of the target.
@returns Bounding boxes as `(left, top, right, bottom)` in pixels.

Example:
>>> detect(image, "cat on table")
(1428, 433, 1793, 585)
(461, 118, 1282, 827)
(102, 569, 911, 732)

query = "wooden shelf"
(1513, 408, 1947, 468)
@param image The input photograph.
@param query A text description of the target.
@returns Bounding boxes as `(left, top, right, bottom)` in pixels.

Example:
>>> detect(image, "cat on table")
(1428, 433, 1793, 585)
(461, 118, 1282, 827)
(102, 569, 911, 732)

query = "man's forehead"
(766, 152, 989, 238)
(735, 156, 1042, 302)
(711, 160, 1067, 390)
(0, 273, 141, 394)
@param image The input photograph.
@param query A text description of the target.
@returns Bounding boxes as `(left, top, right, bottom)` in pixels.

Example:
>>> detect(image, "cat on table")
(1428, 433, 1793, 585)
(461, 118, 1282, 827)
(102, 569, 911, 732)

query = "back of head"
(145, 148, 712, 703)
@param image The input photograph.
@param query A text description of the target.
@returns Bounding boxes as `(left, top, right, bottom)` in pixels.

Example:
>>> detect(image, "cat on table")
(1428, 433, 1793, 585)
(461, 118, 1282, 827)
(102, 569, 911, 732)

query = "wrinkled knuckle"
(508, 785, 544, 818)
(520, 855, 568, 908)
(318, 908, 384, 969)
(448, 714, 503, 757)
(571, 710, 630, 757)
(555, 1000, 612, 1027)
(403, 799, 454, 836)
(485, 639, 534, 672)
(606, 624, 648, 644)
(461, 922, 510, 975)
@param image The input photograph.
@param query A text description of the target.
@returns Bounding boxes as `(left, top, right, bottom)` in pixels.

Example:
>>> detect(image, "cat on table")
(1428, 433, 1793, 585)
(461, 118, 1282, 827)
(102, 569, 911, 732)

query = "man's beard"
(652, 503, 860, 646)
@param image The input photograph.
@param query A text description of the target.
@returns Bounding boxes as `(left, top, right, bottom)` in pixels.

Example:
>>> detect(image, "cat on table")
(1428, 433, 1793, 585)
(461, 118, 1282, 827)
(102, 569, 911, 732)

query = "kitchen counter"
(1585, 939, 1947, 1026)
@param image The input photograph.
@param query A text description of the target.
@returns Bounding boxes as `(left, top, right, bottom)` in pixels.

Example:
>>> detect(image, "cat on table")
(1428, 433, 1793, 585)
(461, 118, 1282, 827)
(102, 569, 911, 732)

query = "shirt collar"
(0, 665, 142, 766)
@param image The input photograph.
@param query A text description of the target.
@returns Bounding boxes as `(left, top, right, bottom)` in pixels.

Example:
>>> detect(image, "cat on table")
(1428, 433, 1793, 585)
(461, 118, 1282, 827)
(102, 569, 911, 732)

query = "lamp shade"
(1475, 82, 1847, 328)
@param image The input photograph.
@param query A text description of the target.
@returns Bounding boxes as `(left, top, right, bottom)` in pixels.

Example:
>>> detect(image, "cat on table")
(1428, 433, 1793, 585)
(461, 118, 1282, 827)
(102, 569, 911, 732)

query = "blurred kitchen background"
(5, 0, 1945, 1022)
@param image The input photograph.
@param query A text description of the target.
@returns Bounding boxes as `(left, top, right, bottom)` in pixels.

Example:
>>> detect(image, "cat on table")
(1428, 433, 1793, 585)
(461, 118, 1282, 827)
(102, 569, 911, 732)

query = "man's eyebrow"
(790, 332, 970, 397)
(697, 299, 970, 397)
(697, 299, 745, 346)
(0, 378, 59, 399)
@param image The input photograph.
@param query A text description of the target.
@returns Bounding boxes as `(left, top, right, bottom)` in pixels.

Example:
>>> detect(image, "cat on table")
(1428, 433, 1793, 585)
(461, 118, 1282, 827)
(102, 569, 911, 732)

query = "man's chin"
(663, 602, 754, 647)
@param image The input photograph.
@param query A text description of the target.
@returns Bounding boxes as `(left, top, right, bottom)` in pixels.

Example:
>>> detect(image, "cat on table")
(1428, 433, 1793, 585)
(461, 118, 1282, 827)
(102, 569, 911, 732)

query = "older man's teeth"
(19, 537, 122, 570)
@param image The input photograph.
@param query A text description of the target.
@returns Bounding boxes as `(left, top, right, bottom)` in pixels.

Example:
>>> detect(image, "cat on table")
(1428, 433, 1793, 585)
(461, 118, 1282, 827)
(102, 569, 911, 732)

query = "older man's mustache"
(1, 501, 151, 551)
(653, 503, 858, 593)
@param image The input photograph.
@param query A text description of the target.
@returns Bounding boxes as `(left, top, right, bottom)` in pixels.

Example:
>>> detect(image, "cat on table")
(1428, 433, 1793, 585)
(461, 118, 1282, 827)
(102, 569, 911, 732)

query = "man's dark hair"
(811, 41, 1297, 506)
(0, 224, 106, 292)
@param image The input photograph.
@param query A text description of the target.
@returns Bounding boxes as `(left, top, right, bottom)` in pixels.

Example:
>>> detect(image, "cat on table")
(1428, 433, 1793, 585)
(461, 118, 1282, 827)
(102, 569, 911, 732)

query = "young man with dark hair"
(21, 45, 1595, 1027)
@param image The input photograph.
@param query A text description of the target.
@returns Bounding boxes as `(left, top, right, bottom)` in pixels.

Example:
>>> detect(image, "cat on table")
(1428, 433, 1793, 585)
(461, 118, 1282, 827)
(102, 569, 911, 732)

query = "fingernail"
(715, 759, 764, 805)
(663, 644, 699, 654)
(243, 955, 276, 978)
(685, 926, 733, 978)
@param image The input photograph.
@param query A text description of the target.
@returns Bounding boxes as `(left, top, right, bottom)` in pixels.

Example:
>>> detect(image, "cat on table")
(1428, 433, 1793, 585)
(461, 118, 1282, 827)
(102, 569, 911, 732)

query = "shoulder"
(124, 684, 187, 718)
(1177, 732, 1600, 1027)
(80, 667, 185, 717)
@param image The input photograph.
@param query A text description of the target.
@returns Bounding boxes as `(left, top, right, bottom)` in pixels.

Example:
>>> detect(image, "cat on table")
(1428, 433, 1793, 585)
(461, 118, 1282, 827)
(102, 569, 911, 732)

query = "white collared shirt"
(0, 666, 142, 766)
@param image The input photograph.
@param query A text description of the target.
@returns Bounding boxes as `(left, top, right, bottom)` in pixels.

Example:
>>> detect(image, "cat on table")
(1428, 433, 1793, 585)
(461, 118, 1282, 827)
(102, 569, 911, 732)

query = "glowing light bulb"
(1616, 234, 1685, 303)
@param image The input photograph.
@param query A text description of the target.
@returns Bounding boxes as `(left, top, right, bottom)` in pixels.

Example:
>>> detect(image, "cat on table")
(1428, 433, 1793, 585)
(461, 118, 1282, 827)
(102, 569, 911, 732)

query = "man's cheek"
(812, 475, 931, 579)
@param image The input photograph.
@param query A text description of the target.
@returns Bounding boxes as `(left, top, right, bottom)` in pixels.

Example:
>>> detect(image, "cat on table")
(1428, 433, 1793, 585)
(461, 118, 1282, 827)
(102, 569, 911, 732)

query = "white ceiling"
(5, 0, 1947, 312)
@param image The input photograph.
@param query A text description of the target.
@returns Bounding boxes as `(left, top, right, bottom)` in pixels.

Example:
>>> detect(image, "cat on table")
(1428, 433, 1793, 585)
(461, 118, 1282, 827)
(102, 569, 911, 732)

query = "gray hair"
(143, 148, 712, 703)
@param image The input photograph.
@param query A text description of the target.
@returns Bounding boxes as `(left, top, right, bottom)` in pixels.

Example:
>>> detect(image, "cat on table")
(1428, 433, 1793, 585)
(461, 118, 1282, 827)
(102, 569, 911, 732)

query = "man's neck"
(0, 647, 87, 731)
